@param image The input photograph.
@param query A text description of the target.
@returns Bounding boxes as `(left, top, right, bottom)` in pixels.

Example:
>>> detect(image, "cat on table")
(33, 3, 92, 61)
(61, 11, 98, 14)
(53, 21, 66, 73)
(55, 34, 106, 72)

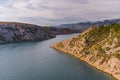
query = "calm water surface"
(0, 34, 115, 80)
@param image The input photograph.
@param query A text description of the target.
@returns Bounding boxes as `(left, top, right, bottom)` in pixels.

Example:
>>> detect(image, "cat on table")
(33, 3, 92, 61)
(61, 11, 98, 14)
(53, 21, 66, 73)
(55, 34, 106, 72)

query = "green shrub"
(115, 53, 120, 60)
(106, 47, 111, 51)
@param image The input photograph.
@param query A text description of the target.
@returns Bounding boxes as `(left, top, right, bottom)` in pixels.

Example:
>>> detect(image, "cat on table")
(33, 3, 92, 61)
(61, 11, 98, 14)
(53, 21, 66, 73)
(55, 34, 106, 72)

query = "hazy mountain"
(55, 18, 120, 30)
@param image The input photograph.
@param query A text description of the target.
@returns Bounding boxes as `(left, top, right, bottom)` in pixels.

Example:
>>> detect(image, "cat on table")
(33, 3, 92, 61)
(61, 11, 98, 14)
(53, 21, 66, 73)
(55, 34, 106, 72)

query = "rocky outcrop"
(51, 23, 120, 80)
(0, 22, 56, 44)
(0, 22, 81, 44)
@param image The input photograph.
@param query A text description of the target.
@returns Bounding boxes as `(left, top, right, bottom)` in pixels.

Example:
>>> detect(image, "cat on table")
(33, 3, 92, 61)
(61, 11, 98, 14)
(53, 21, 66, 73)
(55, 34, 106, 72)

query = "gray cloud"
(0, 0, 120, 26)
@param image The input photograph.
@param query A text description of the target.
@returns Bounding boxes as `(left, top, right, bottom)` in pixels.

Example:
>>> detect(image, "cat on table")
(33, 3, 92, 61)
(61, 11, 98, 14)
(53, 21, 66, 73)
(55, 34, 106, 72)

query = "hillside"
(52, 23, 120, 80)
(55, 18, 120, 32)
(0, 22, 79, 44)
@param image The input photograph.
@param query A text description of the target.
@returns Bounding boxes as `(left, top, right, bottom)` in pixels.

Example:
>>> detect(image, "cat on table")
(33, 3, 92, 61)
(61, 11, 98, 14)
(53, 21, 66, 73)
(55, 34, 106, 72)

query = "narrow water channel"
(0, 34, 115, 80)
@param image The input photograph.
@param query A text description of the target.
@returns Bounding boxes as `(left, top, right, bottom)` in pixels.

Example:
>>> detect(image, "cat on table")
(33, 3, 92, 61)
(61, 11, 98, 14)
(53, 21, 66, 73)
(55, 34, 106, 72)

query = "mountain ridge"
(55, 18, 120, 30)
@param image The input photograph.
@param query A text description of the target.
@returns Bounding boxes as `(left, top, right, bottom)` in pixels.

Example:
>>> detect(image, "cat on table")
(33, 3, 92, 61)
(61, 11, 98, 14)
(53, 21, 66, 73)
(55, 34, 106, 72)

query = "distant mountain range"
(55, 18, 120, 31)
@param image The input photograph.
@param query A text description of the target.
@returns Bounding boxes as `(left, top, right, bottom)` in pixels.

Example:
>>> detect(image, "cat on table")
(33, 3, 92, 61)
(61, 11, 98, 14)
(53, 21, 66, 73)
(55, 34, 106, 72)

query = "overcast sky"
(0, 0, 120, 26)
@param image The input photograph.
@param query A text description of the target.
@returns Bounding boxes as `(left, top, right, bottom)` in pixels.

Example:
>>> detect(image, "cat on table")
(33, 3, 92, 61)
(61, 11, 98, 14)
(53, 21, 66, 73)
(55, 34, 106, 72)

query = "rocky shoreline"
(51, 47, 118, 80)
(51, 24, 120, 80)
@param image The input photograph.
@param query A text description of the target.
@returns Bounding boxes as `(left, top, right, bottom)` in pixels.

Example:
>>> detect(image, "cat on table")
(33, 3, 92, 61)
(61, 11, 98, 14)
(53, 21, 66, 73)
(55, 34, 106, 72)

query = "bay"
(0, 34, 115, 80)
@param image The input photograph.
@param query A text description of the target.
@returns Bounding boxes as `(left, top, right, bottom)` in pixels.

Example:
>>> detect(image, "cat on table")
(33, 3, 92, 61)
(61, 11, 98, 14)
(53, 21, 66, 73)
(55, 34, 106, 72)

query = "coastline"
(51, 47, 118, 80)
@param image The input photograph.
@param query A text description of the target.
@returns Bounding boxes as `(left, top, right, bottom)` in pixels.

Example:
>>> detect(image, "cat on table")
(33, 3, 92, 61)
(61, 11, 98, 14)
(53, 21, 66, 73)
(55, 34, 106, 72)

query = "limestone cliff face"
(0, 22, 55, 44)
(0, 22, 80, 44)
(52, 23, 120, 80)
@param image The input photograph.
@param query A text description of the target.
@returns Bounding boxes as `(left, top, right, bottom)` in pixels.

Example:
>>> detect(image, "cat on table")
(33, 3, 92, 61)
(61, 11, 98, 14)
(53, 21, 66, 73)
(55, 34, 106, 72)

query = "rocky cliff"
(0, 22, 80, 44)
(52, 23, 120, 80)
(0, 22, 56, 44)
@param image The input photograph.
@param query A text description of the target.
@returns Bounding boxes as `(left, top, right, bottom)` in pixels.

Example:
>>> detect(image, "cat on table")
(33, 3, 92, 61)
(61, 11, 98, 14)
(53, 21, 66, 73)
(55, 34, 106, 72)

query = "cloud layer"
(0, 0, 120, 26)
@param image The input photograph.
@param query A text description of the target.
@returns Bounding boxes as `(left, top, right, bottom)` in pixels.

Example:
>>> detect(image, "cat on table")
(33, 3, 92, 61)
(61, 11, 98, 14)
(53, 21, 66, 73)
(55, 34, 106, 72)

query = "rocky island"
(52, 23, 120, 80)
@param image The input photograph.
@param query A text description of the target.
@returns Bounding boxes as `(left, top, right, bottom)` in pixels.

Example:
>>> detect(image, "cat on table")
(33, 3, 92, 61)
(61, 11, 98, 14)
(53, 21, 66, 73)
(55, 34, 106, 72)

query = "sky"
(0, 0, 120, 26)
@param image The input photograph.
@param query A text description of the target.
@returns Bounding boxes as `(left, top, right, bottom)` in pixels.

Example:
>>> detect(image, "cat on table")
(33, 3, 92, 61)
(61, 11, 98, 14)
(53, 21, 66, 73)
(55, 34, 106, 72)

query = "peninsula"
(52, 23, 120, 80)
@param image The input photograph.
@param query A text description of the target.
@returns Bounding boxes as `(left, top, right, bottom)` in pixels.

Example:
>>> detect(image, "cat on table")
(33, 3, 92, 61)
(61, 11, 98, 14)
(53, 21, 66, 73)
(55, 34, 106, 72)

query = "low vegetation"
(52, 23, 120, 80)
(115, 53, 120, 60)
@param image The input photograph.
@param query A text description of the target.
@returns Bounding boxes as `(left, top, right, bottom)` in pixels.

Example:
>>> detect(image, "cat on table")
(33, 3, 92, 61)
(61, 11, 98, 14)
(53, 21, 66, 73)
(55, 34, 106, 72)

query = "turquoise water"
(0, 34, 115, 80)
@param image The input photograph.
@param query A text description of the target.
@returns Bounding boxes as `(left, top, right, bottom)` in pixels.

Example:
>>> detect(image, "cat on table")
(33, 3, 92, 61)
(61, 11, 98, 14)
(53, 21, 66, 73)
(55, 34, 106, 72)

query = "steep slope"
(0, 22, 56, 44)
(0, 22, 81, 44)
(52, 23, 120, 80)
